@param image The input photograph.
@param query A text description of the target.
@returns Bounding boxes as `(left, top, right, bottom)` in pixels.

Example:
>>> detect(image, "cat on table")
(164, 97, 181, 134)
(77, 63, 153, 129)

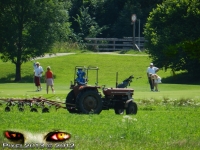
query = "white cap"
(150, 63, 153, 66)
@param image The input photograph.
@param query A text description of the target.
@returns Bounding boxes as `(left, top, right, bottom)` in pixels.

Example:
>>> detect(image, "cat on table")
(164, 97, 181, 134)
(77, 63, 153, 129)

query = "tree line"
(144, 0, 200, 77)
(0, 0, 200, 81)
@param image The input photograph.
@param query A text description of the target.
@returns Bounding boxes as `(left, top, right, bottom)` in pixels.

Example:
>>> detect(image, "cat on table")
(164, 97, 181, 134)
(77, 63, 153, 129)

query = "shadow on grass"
(0, 72, 199, 84)
(0, 74, 57, 83)
(119, 50, 127, 54)
(162, 72, 200, 85)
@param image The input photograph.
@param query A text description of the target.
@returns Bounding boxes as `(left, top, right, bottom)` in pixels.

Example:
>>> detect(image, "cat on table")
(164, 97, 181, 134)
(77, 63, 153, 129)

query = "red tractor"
(66, 66, 137, 115)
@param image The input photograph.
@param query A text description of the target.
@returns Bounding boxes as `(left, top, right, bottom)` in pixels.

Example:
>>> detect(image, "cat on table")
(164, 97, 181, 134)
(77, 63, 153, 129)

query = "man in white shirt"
(33, 62, 44, 91)
(147, 63, 159, 91)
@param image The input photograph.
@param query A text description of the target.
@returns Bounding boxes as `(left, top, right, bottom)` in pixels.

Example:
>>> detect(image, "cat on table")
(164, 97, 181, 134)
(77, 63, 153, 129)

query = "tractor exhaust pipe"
(116, 72, 118, 88)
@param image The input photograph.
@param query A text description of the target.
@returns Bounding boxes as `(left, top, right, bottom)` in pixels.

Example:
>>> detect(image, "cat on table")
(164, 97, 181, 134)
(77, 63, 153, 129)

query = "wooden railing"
(84, 37, 146, 51)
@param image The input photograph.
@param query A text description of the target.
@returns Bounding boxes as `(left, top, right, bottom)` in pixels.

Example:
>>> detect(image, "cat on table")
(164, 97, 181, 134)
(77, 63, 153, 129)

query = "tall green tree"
(69, 0, 163, 38)
(112, 0, 141, 38)
(74, 7, 107, 40)
(96, 0, 162, 38)
(0, 0, 72, 81)
(69, 0, 107, 42)
(144, 0, 200, 75)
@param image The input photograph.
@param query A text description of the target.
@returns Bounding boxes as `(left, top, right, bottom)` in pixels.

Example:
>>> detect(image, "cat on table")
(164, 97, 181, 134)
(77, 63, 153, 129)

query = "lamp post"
(131, 14, 137, 49)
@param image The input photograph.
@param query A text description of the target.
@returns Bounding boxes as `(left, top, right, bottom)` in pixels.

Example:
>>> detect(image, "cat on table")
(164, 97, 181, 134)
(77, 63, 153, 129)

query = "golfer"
(45, 66, 55, 94)
(147, 63, 159, 91)
(150, 74, 162, 92)
(33, 62, 44, 91)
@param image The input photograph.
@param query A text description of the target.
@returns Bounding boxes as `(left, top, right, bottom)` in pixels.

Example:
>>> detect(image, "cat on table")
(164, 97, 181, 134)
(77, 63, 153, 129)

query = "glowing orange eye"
(57, 133, 70, 140)
(4, 131, 24, 141)
(46, 132, 71, 142)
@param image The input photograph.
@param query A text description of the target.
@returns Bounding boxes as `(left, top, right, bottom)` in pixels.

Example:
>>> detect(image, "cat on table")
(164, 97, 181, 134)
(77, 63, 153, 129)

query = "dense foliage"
(69, 0, 162, 38)
(1, 0, 200, 80)
(144, 0, 200, 75)
(0, 0, 72, 81)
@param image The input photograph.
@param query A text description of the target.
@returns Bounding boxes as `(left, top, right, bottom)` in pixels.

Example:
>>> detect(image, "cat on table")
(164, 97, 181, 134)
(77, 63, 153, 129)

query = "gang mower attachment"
(0, 97, 67, 113)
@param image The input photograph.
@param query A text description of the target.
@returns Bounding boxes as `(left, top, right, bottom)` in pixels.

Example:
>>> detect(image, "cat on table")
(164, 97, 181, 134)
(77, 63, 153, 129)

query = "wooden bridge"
(84, 37, 146, 52)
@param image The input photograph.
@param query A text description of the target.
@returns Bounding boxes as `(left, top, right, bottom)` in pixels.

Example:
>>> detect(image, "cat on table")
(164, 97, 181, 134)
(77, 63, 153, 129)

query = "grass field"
(0, 52, 200, 150)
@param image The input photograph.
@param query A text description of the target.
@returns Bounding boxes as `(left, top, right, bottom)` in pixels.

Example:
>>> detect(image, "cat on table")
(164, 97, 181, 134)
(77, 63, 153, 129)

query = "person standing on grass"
(33, 62, 44, 91)
(45, 66, 55, 94)
(150, 74, 162, 92)
(147, 63, 159, 91)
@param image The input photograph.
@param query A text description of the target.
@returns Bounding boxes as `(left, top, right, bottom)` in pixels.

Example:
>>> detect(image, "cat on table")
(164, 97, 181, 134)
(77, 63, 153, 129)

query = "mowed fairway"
(0, 53, 200, 150)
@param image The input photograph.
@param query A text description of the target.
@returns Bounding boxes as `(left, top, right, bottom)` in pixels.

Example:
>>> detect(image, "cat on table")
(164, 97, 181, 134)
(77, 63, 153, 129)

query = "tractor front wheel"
(76, 90, 102, 114)
(126, 101, 137, 115)
(114, 108, 124, 115)
(114, 101, 124, 114)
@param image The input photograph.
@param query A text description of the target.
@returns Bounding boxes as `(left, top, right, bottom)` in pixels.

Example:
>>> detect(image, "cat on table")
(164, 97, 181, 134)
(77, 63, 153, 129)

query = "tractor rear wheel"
(66, 90, 79, 113)
(76, 90, 102, 114)
(126, 101, 137, 115)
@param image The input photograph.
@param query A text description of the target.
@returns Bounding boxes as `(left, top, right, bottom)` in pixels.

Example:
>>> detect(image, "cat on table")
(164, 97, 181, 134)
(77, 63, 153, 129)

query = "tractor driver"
(76, 68, 86, 85)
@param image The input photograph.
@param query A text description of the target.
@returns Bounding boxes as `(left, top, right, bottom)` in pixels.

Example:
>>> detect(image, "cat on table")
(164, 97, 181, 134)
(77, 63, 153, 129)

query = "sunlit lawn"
(0, 52, 200, 149)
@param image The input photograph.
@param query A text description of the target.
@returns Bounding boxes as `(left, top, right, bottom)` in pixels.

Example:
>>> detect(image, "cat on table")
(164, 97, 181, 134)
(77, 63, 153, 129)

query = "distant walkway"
(91, 52, 148, 56)
(33, 52, 148, 60)
(34, 53, 75, 60)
